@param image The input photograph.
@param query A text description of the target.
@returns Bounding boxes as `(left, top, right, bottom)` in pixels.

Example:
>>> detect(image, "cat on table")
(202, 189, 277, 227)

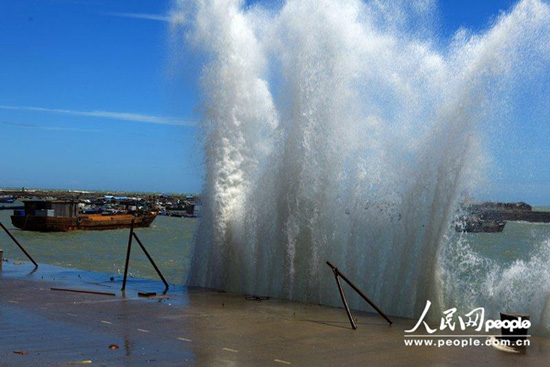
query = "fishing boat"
(455, 217, 506, 233)
(11, 200, 157, 232)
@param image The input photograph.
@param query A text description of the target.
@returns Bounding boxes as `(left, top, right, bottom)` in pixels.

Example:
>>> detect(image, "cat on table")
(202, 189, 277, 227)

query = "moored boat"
(11, 200, 157, 232)
(455, 217, 506, 233)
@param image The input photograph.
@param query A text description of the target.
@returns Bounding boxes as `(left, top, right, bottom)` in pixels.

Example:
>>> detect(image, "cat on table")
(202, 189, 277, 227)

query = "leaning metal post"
(0, 221, 38, 268)
(332, 268, 357, 329)
(121, 220, 135, 291)
(132, 232, 169, 291)
(326, 260, 393, 328)
(51, 287, 116, 296)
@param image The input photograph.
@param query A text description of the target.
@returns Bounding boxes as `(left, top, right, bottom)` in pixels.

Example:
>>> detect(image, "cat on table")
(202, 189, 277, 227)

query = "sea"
(1, 203, 549, 286)
(0, 202, 195, 285)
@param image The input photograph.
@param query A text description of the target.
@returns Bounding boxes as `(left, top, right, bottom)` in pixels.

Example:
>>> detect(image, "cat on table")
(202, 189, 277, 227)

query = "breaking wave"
(171, 0, 550, 329)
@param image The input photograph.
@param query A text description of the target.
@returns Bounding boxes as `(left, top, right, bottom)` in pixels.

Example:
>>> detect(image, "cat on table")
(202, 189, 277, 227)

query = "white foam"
(171, 0, 550, 323)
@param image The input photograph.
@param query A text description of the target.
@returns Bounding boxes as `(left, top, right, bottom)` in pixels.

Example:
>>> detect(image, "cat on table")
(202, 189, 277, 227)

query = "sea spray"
(440, 235, 550, 336)
(172, 0, 550, 324)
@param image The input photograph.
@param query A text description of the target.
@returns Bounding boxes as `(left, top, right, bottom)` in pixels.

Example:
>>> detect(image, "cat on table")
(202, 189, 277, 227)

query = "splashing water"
(441, 234, 550, 336)
(172, 0, 550, 326)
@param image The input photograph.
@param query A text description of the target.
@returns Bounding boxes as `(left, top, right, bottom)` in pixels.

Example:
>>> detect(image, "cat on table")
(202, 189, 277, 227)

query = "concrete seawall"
(1, 261, 549, 366)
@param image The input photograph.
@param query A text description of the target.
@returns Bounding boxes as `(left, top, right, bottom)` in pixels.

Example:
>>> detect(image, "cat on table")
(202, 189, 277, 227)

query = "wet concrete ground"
(1, 260, 550, 367)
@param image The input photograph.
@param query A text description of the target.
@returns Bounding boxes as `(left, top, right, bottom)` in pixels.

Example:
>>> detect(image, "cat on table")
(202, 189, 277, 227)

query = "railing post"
(332, 268, 357, 329)
(121, 220, 135, 291)
(121, 221, 169, 292)
(326, 260, 393, 328)
(0, 221, 38, 268)
(132, 232, 169, 291)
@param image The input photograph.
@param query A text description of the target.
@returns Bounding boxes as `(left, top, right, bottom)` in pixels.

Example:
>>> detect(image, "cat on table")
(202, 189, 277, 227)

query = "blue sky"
(0, 0, 203, 193)
(1, 0, 549, 204)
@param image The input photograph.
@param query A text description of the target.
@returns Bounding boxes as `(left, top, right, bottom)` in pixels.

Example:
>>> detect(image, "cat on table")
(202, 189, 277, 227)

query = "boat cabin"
(20, 200, 79, 218)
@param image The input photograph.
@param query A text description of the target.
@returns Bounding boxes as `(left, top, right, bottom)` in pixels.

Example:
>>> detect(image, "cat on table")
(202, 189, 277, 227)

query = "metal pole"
(333, 273, 357, 329)
(0, 221, 38, 268)
(121, 220, 134, 291)
(326, 261, 393, 326)
(336, 267, 393, 325)
(132, 232, 169, 291)
(51, 287, 116, 296)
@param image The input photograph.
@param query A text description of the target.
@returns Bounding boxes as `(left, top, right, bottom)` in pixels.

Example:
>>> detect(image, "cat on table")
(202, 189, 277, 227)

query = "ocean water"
(441, 209, 550, 335)
(445, 208, 550, 267)
(0, 206, 195, 285)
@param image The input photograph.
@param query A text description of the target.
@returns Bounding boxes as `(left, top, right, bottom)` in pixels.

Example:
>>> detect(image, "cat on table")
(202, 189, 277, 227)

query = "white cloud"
(1, 121, 103, 133)
(0, 105, 196, 127)
(105, 12, 186, 24)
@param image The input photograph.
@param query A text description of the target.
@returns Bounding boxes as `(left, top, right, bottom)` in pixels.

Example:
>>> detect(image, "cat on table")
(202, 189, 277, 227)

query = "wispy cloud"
(0, 105, 196, 127)
(105, 12, 186, 24)
(1, 121, 103, 133)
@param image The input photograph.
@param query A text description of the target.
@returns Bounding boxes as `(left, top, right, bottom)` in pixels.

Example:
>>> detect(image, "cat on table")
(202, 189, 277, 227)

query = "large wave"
(171, 0, 550, 325)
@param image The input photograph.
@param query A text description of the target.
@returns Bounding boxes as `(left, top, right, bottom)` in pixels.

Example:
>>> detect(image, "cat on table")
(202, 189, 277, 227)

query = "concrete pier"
(1, 261, 549, 366)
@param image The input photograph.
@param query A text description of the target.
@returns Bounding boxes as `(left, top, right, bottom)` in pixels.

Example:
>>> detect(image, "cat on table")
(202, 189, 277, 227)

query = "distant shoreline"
(0, 187, 199, 197)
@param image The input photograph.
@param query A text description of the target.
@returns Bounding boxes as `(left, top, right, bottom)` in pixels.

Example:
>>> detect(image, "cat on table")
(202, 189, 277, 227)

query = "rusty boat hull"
(11, 212, 158, 232)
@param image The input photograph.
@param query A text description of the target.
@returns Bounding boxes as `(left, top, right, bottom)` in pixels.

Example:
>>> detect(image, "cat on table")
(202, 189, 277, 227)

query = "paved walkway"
(1, 261, 549, 366)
